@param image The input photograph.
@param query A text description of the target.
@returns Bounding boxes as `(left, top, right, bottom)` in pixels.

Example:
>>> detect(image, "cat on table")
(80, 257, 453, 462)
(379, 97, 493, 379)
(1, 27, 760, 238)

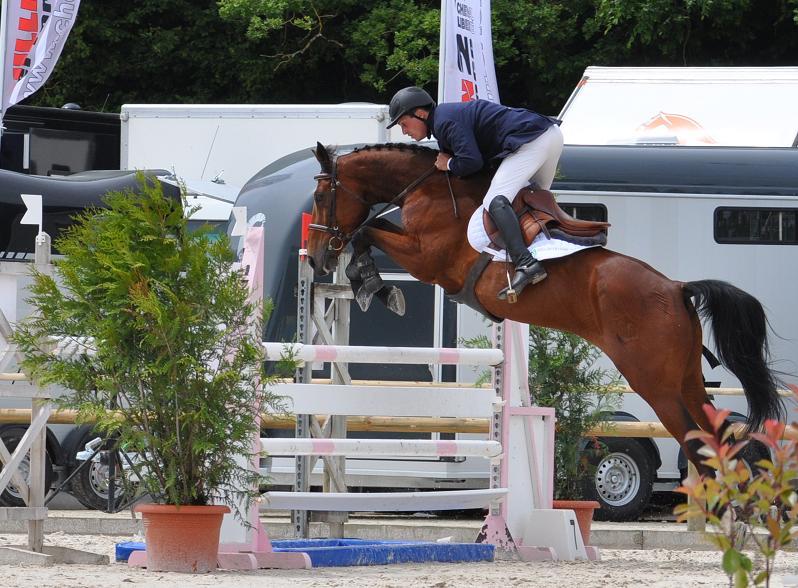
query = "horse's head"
(307, 142, 371, 276)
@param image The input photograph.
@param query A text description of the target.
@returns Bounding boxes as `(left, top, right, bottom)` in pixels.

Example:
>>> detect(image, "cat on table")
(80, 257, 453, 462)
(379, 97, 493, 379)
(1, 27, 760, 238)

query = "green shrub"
(463, 326, 621, 500)
(528, 326, 621, 499)
(13, 175, 279, 515)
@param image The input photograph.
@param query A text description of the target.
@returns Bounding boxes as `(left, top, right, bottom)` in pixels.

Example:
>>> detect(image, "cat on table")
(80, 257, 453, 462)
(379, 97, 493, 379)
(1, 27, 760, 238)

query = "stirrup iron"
(504, 268, 518, 304)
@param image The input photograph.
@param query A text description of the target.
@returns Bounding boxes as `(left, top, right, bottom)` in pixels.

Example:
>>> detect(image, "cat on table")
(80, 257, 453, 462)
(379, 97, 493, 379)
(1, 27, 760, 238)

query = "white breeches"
(482, 124, 564, 208)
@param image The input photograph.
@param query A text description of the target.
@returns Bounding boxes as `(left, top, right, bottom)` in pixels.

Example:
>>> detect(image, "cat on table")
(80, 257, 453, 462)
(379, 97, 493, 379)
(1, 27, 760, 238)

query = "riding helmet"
(386, 87, 436, 128)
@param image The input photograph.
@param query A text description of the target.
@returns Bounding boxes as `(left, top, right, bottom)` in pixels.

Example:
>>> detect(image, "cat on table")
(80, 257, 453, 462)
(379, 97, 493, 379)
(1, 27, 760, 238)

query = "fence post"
(319, 252, 351, 538)
(686, 461, 706, 532)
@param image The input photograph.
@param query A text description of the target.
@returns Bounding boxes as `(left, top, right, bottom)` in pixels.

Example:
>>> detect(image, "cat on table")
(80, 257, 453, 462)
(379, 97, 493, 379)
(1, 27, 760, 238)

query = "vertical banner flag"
(438, 0, 500, 104)
(0, 0, 81, 124)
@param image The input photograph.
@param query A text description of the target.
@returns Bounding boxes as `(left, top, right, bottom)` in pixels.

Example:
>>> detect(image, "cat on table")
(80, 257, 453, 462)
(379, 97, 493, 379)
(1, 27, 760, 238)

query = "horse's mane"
(323, 142, 438, 159)
(351, 143, 438, 156)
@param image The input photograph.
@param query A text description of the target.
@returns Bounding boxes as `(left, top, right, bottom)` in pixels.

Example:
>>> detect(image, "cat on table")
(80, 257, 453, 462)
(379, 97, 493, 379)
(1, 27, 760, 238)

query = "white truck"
(119, 103, 406, 227)
(1, 103, 406, 511)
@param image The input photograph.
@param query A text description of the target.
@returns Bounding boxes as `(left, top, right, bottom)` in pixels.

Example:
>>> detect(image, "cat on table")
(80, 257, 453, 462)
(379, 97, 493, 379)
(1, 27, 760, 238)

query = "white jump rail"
(261, 437, 503, 458)
(278, 383, 497, 418)
(261, 343, 509, 514)
(263, 342, 504, 366)
(263, 488, 510, 512)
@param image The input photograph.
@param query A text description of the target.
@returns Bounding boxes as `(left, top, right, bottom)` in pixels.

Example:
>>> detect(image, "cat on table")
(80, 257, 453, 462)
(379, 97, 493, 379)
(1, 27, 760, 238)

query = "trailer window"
(187, 220, 226, 241)
(714, 207, 798, 245)
(558, 203, 608, 222)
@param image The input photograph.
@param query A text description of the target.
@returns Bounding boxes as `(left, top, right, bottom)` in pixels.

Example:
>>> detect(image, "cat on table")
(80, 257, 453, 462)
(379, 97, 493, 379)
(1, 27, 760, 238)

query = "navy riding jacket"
(429, 100, 559, 177)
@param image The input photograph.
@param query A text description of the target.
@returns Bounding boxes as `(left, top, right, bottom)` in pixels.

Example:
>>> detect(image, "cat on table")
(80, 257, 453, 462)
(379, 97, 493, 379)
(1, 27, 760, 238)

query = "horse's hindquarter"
(478, 247, 697, 371)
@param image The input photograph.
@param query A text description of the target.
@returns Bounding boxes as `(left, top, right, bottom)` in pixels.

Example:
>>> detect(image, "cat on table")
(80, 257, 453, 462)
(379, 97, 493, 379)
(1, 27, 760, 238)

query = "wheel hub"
(6, 457, 30, 498)
(595, 452, 642, 507)
(88, 461, 111, 497)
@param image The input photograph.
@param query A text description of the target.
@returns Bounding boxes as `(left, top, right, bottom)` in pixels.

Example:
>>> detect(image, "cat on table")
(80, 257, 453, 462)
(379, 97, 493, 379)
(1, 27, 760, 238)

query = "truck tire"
(733, 436, 771, 476)
(678, 432, 772, 481)
(0, 425, 56, 507)
(65, 427, 130, 511)
(584, 437, 655, 522)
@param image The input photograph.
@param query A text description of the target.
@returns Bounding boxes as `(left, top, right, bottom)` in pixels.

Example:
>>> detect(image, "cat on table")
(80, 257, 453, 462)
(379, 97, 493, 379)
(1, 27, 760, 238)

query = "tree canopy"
(22, 0, 798, 115)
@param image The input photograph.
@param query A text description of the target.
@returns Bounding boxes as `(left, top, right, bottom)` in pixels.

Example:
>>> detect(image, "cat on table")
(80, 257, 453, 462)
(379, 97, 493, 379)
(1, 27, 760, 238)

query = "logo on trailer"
(635, 112, 717, 145)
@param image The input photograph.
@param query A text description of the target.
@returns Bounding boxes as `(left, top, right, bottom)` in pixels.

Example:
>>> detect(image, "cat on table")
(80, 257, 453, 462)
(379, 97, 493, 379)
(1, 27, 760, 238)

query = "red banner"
(1, 0, 81, 119)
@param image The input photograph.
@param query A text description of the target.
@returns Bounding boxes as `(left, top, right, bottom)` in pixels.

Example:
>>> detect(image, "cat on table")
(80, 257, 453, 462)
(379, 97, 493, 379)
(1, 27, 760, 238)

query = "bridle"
(309, 152, 436, 251)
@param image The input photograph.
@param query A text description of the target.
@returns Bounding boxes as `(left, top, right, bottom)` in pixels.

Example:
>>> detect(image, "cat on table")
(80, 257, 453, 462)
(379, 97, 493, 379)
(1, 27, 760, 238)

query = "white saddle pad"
(466, 205, 601, 261)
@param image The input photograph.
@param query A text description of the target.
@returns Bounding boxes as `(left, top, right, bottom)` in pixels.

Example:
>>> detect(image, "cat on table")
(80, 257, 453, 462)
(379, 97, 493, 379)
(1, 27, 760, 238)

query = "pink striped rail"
(262, 343, 503, 366)
(260, 438, 503, 459)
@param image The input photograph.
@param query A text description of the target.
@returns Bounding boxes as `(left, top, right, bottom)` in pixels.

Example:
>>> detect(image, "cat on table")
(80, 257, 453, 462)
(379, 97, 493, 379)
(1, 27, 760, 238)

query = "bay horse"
(306, 141, 785, 474)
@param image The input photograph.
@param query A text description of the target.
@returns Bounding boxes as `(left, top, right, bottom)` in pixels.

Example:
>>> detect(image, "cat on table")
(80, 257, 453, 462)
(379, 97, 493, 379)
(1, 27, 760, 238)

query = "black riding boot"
(487, 195, 547, 302)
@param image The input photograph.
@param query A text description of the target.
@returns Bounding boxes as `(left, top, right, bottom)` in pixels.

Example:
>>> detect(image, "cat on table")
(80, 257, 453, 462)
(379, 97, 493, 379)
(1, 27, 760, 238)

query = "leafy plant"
(13, 175, 279, 516)
(527, 326, 621, 500)
(675, 394, 798, 588)
(463, 326, 621, 500)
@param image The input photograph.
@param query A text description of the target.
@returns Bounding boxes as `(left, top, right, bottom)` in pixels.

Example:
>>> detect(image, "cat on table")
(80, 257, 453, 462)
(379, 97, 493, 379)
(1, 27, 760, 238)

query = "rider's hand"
(435, 153, 451, 172)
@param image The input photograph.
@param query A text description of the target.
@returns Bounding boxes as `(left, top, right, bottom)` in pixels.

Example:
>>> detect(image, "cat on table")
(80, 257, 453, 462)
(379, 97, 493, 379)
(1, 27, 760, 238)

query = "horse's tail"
(683, 279, 785, 430)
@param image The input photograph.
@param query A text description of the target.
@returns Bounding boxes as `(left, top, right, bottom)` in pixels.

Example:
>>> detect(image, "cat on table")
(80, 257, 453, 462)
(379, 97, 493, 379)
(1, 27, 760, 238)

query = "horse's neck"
(353, 150, 484, 292)
(395, 178, 482, 294)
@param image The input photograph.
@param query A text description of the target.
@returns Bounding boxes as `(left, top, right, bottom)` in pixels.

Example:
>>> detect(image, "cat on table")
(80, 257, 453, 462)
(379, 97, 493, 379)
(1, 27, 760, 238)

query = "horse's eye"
(314, 191, 324, 203)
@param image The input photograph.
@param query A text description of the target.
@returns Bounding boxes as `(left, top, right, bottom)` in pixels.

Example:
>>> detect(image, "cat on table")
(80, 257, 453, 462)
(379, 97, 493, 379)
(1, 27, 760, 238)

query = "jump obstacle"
(0, 233, 108, 566)
(2, 220, 598, 569)
(141, 220, 597, 569)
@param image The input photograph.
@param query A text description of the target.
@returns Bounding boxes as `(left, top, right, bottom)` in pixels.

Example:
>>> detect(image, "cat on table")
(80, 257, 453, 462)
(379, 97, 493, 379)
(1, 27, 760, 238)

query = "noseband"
(309, 152, 436, 251)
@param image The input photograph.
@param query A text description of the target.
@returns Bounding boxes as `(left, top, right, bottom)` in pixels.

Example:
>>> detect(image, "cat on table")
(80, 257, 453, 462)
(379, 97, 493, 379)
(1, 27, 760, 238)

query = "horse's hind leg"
(621, 364, 716, 478)
(655, 396, 714, 478)
(678, 310, 740, 450)
(672, 352, 730, 476)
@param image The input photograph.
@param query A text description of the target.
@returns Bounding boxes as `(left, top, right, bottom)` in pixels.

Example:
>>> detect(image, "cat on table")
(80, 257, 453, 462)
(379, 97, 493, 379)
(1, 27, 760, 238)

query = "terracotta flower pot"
(552, 499, 601, 546)
(135, 503, 230, 573)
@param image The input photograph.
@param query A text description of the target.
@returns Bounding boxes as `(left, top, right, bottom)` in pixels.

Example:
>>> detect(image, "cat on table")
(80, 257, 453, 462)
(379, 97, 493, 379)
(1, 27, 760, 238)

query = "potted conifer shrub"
(14, 176, 276, 573)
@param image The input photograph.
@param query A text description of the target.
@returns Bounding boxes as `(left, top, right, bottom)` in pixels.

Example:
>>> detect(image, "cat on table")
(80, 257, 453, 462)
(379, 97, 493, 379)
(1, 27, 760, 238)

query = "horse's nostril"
(307, 257, 316, 270)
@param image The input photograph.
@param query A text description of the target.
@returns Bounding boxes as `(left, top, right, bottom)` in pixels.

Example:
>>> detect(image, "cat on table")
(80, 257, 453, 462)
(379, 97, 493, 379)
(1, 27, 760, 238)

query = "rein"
(309, 154, 437, 251)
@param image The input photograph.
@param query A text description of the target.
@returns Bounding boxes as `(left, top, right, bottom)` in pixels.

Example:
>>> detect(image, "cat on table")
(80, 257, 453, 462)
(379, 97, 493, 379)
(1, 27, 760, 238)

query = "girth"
(484, 187, 610, 249)
(446, 252, 501, 323)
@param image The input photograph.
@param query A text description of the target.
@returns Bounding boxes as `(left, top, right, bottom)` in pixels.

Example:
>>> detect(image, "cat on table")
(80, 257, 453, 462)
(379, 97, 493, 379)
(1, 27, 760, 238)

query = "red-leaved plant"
(675, 387, 798, 587)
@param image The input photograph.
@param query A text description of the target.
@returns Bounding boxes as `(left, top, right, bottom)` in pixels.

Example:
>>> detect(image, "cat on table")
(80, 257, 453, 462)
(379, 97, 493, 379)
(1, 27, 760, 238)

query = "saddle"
(483, 187, 610, 249)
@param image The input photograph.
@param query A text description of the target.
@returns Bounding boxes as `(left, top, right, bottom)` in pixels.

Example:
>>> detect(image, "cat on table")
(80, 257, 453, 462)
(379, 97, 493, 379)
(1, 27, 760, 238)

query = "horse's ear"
(313, 141, 332, 173)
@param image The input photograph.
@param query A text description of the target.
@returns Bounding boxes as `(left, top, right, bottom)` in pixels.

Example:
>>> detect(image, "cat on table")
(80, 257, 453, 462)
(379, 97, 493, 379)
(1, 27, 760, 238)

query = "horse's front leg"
(344, 237, 381, 311)
(362, 223, 429, 281)
(345, 232, 406, 315)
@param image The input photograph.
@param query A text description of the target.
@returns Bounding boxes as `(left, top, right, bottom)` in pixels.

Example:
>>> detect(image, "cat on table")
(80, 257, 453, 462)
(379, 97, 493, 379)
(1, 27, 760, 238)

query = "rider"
(387, 86, 564, 301)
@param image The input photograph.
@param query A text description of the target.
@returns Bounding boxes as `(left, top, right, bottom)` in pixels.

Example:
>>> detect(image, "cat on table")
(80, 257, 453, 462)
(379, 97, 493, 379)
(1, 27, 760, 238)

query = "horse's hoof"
(386, 286, 406, 316)
(355, 288, 374, 312)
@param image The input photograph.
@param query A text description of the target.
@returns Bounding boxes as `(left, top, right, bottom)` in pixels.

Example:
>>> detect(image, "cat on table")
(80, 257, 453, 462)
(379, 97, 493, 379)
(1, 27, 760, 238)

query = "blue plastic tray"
(115, 538, 494, 567)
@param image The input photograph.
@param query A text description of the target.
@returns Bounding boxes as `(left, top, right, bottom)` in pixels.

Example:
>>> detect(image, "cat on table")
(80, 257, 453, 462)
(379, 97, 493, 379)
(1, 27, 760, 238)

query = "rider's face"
(398, 110, 428, 141)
